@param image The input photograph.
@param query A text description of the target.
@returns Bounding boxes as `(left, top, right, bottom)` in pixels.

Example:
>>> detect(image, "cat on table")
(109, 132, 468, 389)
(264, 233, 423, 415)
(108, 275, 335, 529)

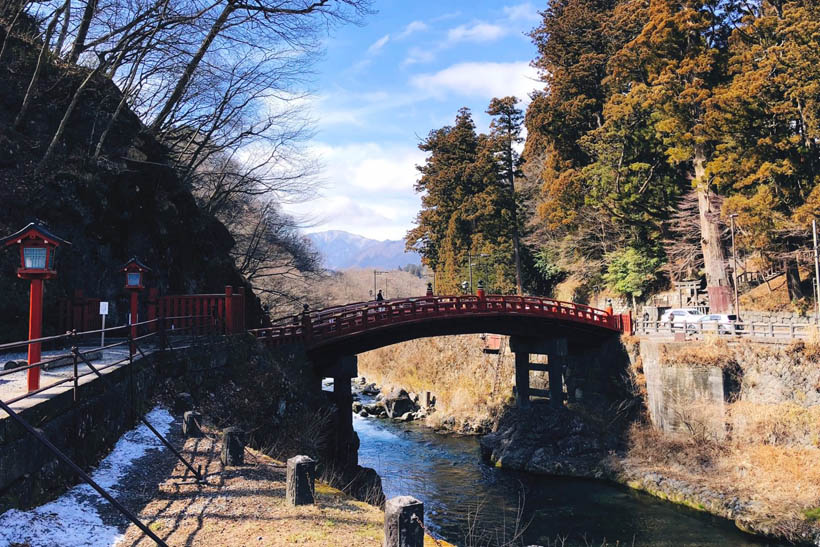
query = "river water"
(353, 412, 782, 547)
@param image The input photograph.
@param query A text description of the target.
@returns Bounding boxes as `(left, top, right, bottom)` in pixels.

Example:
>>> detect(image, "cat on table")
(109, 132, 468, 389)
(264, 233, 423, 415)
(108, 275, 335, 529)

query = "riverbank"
(356, 334, 820, 546)
(480, 403, 820, 546)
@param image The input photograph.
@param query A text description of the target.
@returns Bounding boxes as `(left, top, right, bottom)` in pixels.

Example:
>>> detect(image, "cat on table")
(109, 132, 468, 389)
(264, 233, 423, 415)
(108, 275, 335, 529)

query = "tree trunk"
(40, 59, 105, 166)
(0, 2, 27, 64)
(14, 6, 63, 131)
(149, 1, 234, 132)
(785, 257, 803, 301)
(54, 0, 71, 56)
(694, 145, 731, 312)
(68, 0, 98, 64)
(507, 161, 523, 295)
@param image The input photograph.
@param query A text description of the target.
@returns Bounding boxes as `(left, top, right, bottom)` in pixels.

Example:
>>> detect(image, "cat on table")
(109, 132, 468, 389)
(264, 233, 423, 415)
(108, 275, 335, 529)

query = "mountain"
(307, 230, 421, 270)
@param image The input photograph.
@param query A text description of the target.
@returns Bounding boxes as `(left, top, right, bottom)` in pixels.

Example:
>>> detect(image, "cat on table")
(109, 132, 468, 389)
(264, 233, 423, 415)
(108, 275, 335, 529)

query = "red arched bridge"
(249, 295, 630, 359)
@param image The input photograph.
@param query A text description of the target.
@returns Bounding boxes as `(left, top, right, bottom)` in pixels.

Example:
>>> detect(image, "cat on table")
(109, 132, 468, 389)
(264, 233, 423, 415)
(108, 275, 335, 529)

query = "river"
(353, 411, 783, 547)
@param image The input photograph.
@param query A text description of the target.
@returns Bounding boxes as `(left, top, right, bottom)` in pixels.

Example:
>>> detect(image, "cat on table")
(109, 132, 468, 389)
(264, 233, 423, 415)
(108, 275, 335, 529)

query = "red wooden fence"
(58, 286, 247, 335)
(149, 286, 245, 334)
(57, 289, 102, 333)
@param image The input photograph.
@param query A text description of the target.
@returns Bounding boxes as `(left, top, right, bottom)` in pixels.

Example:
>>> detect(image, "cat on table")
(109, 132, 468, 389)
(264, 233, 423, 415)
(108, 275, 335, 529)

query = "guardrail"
(635, 320, 815, 340)
(251, 295, 624, 347)
(0, 314, 220, 406)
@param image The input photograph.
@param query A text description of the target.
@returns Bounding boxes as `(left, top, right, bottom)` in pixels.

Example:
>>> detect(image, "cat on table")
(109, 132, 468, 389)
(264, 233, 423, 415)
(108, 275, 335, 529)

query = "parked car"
(698, 313, 743, 334)
(660, 308, 706, 330)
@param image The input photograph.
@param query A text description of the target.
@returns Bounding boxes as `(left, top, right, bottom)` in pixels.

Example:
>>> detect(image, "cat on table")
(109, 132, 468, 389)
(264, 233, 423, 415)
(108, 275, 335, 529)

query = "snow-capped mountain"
(307, 230, 421, 270)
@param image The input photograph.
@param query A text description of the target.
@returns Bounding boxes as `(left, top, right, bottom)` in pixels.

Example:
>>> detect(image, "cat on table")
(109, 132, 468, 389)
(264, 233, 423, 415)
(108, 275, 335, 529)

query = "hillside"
(0, 24, 258, 340)
(307, 230, 421, 270)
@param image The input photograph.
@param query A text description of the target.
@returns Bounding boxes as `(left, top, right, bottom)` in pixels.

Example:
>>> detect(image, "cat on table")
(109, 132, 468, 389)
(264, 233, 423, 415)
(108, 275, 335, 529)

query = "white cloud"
(403, 46, 436, 66)
(447, 22, 508, 44)
(368, 34, 390, 54)
(281, 142, 426, 239)
(398, 20, 428, 39)
(411, 61, 540, 101)
(503, 3, 541, 23)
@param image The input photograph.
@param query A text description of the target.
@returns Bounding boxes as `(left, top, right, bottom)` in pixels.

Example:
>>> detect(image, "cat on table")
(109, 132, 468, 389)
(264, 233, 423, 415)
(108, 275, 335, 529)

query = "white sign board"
(99, 301, 109, 315)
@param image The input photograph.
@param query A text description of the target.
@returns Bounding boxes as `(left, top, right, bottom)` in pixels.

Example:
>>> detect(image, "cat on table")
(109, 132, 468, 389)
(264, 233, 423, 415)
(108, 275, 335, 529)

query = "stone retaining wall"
(0, 337, 251, 512)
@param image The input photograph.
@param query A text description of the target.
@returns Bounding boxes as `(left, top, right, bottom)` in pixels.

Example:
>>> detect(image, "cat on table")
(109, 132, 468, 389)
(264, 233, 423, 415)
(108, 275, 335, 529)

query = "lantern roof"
(0, 222, 71, 248)
(120, 257, 152, 273)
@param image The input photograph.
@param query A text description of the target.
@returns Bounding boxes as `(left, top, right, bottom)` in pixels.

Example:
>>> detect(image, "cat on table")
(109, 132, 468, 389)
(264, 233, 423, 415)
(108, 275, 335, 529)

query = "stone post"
(183, 411, 203, 438)
(384, 496, 424, 547)
(286, 455, 316, 506)
(221, 427, 244, 466)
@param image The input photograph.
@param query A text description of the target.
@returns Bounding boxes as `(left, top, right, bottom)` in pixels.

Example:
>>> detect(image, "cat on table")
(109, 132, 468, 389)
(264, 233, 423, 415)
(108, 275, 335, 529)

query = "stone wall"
(640, 340, 730, 437)
(0, 337, 252, 512)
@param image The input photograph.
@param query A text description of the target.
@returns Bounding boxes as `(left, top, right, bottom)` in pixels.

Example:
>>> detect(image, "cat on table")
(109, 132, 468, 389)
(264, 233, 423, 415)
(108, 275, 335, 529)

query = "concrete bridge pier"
(320, 355, 359, 466)
(509, 336, 568, 409)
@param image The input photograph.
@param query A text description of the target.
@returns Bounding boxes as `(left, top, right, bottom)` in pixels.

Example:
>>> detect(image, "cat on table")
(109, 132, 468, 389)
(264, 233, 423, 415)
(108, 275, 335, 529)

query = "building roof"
(120, 257, 152, 272)
(0, 222, 72, 247)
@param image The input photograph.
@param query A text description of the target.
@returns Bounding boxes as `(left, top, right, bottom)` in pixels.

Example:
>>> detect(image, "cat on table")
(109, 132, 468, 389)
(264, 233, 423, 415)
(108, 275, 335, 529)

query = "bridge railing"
(250, 295, 623, 346)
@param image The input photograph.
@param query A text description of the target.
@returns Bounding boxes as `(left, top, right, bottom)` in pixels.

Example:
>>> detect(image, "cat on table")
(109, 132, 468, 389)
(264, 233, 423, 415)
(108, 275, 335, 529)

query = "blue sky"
(282, 1, 544, 240)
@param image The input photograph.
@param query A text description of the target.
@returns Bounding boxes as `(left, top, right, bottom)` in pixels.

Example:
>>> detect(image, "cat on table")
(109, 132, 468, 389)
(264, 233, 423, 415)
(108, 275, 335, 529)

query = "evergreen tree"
(487, 96, 526, 294)
(604, 0, 740, 311)
(708, 0, 820, 299)
(406, 108, 481, 293)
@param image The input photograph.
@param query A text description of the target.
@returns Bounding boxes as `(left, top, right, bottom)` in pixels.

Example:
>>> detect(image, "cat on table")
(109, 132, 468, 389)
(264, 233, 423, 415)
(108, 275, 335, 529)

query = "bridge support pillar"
(548, 359, 564, 410)
(326, 355, 358, 467)
(510, 336, 568, 409)
(514, 351, 530, 409)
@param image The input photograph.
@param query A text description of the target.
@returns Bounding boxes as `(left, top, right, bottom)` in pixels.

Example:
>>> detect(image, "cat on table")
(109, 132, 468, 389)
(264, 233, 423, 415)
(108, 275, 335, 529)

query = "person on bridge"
(376, 290, 384, 302)
(605, 299, 614, 315)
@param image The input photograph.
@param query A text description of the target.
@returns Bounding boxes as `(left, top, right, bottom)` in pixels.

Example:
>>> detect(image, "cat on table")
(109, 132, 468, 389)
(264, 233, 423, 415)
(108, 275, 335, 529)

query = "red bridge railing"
(249, 295, 626, 348)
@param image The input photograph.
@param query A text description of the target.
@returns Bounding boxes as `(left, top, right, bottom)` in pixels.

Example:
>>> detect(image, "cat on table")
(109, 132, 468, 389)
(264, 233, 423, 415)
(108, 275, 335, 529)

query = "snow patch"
(0, 406, 174, 547)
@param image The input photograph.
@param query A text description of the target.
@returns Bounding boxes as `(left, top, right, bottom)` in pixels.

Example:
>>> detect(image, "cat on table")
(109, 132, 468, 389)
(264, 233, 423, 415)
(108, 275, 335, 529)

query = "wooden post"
(384, 496, 424, 547)
(147, 288, 158, 332)
(237, 286, 245, 332)
(286, 455, 316, 506)
(129, 290, 138, 356)
(27, 278, 44, 391)
(224, 285, 233, 334)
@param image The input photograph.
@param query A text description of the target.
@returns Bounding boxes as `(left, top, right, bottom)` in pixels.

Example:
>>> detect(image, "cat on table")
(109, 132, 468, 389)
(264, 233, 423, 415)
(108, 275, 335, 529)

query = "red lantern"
(120, 257, 150, 290)
(120, 258, 150, 355)
(1, 222, 71, 391)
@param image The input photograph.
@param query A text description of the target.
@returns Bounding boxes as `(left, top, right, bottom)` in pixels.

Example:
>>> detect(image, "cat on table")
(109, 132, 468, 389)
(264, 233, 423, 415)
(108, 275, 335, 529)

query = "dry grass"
(625, 407, 820, 538)
(659, 338, 737, 369)
(117, 429, 450, 547)
(728, 401, 820, 447)
(357, 335, 515, 431)
(739, 268, 813, 313)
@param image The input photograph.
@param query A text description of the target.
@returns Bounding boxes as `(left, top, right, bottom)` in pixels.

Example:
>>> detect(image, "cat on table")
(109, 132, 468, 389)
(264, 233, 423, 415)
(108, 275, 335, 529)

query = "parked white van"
(660, 308, 706, 329)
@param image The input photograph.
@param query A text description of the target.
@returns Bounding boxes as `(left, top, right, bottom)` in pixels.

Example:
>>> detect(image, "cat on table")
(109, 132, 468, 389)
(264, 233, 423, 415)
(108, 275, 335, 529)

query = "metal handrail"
(634, 319, 814, 340)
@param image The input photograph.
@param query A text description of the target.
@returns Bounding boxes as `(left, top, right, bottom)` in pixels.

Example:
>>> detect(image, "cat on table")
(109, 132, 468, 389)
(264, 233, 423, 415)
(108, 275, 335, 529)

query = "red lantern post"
(1, 223, 71, 391)
(120, 258, 151, 356)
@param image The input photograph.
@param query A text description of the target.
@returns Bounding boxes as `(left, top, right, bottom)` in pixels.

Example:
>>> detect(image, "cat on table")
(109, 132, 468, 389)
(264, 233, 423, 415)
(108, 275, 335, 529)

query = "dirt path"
(118, 428, 447, 547)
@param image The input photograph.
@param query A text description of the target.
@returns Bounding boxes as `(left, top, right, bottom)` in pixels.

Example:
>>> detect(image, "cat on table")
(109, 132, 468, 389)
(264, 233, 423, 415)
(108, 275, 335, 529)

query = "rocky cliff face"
(0, 25, 257, 340)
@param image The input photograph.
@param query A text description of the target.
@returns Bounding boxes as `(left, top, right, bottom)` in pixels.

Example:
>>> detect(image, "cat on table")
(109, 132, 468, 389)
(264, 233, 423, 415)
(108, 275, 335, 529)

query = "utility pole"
(373, 270, 389, 299)
(729, 214, 740, 317)
(468, 251, 473, 294)
(813, 220, 820, 324)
